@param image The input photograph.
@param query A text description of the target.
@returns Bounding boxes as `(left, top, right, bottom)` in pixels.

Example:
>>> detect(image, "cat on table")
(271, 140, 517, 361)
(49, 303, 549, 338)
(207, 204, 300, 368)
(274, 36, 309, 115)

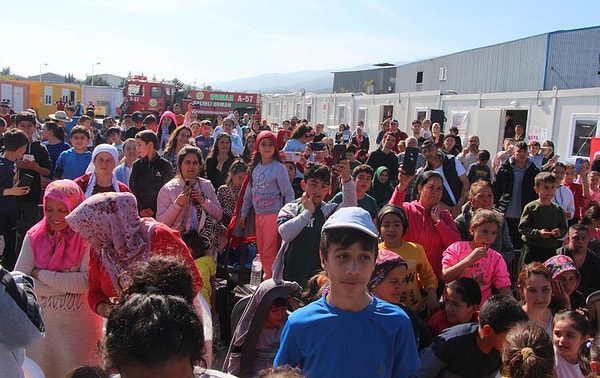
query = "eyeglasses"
(0, 105, 9, 108)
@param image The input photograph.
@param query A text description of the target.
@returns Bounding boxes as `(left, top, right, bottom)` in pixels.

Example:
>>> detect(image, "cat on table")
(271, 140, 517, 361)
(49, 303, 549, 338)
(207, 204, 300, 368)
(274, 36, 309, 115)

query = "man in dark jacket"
(494, 141, 539, 249)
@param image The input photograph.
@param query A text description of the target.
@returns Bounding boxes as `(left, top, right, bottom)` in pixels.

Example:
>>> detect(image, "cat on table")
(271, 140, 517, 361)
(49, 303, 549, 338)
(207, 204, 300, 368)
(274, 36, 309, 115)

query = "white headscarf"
(84, 144, 120, 198)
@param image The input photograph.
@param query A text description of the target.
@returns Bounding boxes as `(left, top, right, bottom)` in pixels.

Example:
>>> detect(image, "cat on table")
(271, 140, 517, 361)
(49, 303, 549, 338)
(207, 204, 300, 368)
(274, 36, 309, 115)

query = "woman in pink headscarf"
(65, 191, 202, 318)
(15, 180, 103, 378)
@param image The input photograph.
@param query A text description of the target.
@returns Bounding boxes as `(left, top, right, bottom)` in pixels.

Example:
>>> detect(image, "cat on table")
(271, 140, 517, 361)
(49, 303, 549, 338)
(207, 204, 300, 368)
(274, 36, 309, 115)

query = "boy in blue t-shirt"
(55, 126, 92, 180)
(274, 207, 420, 377)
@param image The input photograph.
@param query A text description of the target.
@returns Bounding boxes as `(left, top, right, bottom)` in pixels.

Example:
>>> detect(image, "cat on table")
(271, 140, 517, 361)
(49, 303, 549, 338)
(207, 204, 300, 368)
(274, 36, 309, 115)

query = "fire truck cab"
(121, 76, 178, 116)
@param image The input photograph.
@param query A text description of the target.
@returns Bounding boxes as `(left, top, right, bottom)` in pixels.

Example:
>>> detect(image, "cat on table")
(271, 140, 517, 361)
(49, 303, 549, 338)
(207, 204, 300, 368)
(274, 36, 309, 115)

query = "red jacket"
(87, 224, 202, 313)
(389, 189, 461, 281)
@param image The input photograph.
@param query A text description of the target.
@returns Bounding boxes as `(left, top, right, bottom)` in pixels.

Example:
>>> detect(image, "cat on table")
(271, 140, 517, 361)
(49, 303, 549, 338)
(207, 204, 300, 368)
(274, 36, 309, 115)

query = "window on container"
(306, 106, 312, 122)
(267, 103, 272, 116)
(44, 86, 53, 105)
(358, 108, 367, 125)
(416, 71, 424, 84)
(439, 67, 447, 81)
(150, 86, 163, 99)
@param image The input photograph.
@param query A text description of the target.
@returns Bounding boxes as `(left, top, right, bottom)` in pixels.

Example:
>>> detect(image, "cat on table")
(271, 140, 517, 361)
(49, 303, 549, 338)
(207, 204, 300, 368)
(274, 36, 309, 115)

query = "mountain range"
(210, 62, 406, 94)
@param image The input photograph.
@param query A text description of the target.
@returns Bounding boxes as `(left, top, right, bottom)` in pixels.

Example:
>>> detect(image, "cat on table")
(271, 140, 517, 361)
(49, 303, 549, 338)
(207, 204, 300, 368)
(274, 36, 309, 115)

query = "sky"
(3, 0, 600, 87)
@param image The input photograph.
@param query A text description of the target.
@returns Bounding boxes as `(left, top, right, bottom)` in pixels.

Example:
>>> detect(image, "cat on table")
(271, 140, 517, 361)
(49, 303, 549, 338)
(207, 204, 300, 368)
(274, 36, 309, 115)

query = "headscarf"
(369, 166, 395, 207)
(28, 180, 87, 271)
(66, 192, 158, 291)
(84, 144, 120, 198)
(368, 249, 408, 291)
(543, 255, 581, 287)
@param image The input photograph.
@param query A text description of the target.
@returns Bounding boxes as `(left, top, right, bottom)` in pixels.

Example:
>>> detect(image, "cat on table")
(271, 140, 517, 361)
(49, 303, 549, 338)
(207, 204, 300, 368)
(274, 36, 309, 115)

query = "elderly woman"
(389, 170, 462, 283)
(156, 145, 223, 259)
(454, 180, 515, 264)
(65, 192, 202, 318)
(15, 180, 103, 377)
(74, 143, 130, 197)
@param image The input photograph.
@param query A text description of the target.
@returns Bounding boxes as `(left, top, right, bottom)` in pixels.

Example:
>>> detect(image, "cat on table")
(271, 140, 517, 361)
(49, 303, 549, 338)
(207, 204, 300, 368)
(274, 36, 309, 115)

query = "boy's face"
(551, 166, 566, 183)
(320, 240, 375, 298)
(564, 166, 575, 184)
(136, 140, 152, 158)
(71, 133, 90, 151)
(477, 159, 489, 167)
(445, 287, 477, 324)
(264, 305, 288, 328)
(588, 173, 600, 189)
(108, 132, 122, 144)
(483, 325, 508, 353)
(345, 151, 356, 161)
(353, 172, 372, 193)
(535, 181, 556, 202)
(302, 178, 331, 205)
(16, 121, 35, 141)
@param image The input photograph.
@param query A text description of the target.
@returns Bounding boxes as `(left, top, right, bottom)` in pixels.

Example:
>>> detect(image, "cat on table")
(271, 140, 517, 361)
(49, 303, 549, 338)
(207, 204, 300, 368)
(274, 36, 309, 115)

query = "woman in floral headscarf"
(544, 254, 585, 313)
(65, 192, 202, 318)
(14, 180, 103, 378)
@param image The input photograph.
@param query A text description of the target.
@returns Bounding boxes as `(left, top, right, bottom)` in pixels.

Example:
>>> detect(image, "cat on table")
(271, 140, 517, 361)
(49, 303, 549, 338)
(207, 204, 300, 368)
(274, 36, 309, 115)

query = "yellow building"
(25, 81, 81, 120)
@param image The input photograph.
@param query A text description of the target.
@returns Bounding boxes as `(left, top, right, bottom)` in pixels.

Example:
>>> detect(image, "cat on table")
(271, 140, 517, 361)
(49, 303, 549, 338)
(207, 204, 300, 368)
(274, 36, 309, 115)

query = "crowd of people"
(4, 101, 600, 377)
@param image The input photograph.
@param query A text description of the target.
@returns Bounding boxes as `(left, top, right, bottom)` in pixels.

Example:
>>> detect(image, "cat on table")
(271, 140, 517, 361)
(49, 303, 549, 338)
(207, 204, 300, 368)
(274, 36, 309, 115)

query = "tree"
(172, 77, 185, 90)
(83, 76, 110, 86)
(0, 66, 11, 76)
(64, 73, 78, 83)
(203, 84, 213, 90)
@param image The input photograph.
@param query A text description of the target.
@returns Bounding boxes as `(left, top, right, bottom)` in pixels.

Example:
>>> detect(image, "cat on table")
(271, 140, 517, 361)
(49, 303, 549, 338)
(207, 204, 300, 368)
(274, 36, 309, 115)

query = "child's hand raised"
(468, 245, 488, 263)
(540, 229, 553, 238)
(301, 193, 315, 214)
(551, 228, 562, 238)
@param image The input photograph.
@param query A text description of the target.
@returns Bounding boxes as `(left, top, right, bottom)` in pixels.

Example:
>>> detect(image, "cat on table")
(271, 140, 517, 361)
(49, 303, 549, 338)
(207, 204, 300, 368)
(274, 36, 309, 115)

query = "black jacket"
(494, 158, 539, 215)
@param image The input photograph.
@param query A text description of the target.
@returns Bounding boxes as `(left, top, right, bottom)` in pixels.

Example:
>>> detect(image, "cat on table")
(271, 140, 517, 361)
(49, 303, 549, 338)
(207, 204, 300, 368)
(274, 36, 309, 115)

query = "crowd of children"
(5, 106, 600, 378)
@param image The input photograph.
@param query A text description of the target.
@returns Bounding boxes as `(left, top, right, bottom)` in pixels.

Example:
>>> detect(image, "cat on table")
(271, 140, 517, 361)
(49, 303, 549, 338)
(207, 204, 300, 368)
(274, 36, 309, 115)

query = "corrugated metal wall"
(545, 27, 600, 90)
(394, 35, 548, 94)
(333, 67, 396, 94)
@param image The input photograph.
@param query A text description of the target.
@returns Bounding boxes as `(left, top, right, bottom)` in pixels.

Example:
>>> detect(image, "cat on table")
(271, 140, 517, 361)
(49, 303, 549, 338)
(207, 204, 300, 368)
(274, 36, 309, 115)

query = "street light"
(91, 62, 101, 86)
(39, 63, 47, 82)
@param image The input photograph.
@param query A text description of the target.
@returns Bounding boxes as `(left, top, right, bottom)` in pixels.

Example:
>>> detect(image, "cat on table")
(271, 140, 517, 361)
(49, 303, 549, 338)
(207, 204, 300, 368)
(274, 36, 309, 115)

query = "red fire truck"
(120, 76, 179, 116)
(120, 76, 261, 120)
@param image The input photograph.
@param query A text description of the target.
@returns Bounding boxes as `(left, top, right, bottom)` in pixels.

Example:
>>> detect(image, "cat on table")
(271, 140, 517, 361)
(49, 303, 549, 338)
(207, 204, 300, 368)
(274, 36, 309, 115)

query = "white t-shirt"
(433, 158, 466, 205)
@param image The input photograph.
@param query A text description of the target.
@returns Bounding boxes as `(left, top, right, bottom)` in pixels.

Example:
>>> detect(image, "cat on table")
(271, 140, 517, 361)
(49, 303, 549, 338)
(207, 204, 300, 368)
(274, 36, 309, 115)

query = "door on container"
(381, 105, 393, 121)
(475, 109, 504, 156)
(1, 84, 12, 105)
(14, 87, 24, 112)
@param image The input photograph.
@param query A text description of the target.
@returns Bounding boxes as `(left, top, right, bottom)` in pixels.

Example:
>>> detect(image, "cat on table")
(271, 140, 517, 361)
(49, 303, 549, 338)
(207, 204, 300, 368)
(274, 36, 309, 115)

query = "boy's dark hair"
(106, 126, 122, 137)
(78, 115, 92, 125)
(70, 125, 91, 139)
(66, 105, 76, 112)
(14, 111, 36, 126)
(346, 144, 358, 154)
(3, 129, 29, 151)
(103, 293, 204, 370)
(534, 171, 556, 187)
(320, 228, 378, 259)
(66, 366, 109, 378)
(86, 109, 95, 118)
(352, 164, 374, 179)
(478, 295, 527, 333)
(478, 150, 490, 161)
(303, 162, 331, 183)
(135, 129, 158, 149)
(447, 277, 482, 307)
(125, 255, 195, 303)
(143, 114, 157, 125)
(514, 141, 528, 152)
(550, 161, 566, 172)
